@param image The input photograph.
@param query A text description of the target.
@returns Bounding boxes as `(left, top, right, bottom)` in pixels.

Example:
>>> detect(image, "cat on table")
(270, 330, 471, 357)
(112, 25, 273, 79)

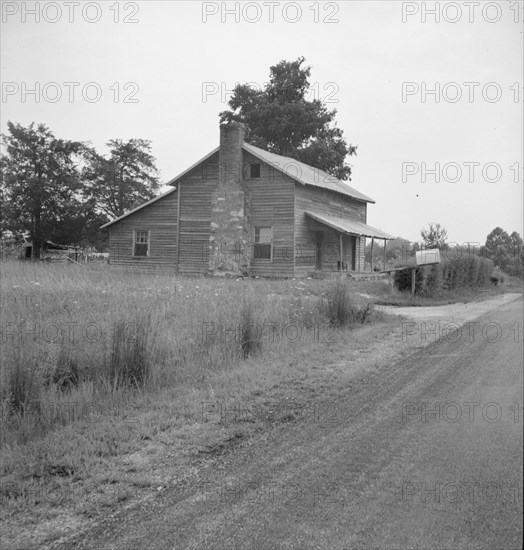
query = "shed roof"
(305, 211, 394, 240)
(243, 143, 375, 204)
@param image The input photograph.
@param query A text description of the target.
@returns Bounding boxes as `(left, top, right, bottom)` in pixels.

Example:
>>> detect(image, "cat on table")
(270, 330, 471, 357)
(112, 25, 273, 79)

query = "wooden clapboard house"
(102, 122, 393, 277)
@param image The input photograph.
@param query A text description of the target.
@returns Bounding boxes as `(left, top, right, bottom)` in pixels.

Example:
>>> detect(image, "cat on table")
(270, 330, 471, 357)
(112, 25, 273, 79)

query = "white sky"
(1, 0, 523, 245)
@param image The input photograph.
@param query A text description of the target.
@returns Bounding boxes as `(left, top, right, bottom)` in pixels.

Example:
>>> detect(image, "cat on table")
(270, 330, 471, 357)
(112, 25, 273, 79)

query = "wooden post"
(411, 267, 416, 298)
(383, 239, 387, 271)
(339, 233, 343, 271)
(370, 237, 374, 273)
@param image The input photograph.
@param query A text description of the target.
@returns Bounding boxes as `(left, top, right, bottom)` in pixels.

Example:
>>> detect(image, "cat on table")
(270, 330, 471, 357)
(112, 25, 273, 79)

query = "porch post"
(339, 233, 343, 271)
(358, 237, 362, 272)
(370, 237, 374, 273)
(383, 239, 387, 271)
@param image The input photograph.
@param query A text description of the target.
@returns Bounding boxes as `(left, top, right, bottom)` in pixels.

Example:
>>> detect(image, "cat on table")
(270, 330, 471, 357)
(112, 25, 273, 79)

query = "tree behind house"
(83, 139, 160, 219)
(219, 57, 357, 181)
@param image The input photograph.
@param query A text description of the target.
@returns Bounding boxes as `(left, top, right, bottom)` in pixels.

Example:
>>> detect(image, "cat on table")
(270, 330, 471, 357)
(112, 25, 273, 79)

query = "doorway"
(315, 231, 324, 270)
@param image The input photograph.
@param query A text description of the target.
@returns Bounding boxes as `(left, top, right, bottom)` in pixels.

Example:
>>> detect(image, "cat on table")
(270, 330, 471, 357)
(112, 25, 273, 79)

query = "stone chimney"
(219, 122, 245, 182)
(209, 122, 249, 275)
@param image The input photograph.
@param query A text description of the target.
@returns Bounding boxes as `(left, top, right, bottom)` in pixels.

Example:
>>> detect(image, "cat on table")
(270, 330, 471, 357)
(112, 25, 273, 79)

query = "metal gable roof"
(101, 141, 376, 229)
(242, 143, 375, 204)
(305, 211, 394, 240)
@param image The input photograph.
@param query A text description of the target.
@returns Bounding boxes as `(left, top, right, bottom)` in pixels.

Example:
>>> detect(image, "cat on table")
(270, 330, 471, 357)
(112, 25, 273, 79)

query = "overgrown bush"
(5, 352, 42, 416)
(320, 278, 376, 326)
(394, 254, 493, 296)
(490, 267, 506, 286)
(108, 318, 151, 388)
(239, 300, 263, 358)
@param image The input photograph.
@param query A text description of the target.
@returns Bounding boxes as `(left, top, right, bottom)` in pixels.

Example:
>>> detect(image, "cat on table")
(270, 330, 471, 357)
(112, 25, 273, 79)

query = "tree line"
(0, 121, 160, 257)
(366, 222, 523, 278)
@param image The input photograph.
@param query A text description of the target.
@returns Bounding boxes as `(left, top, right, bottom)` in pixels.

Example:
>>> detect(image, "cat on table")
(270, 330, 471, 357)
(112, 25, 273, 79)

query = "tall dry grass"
(1, 262, 381, 447)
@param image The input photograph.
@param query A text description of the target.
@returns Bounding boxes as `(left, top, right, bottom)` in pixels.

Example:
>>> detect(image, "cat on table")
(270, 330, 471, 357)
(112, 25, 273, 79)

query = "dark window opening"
(250, 163, 261, 179)
(134, 230, 149, 256)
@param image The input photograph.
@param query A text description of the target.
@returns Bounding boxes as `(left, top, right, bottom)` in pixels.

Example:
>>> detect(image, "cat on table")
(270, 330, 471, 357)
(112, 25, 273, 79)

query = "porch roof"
(304, 211, 395, 240)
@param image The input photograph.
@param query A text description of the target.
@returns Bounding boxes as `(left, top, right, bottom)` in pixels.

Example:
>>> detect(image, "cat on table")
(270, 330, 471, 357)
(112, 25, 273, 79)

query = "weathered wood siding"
(108, 146, 371, 279)
(177, 153, 217, 276)
(244, 151, 295, 277)
(294, 183, 367, 277)
(108, 189, 178, 273)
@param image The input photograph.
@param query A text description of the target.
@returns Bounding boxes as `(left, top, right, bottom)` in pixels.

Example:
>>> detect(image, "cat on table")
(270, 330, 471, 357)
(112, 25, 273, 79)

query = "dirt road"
(45, 295, 523, 549)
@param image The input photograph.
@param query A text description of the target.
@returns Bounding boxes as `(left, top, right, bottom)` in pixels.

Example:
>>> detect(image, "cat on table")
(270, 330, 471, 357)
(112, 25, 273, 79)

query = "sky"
(1, 0, 523, 245)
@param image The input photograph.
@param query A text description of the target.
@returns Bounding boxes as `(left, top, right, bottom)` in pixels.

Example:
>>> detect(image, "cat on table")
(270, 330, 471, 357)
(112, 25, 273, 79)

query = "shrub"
(393, 255, 493, 295)
(491, 267, 506, 286)
(108, 318, 151, 388)
(239, 301, 262, 358)
(320, 278, 375, 326)
(424, 262, 443, 296)
(6, 354, 41, 416)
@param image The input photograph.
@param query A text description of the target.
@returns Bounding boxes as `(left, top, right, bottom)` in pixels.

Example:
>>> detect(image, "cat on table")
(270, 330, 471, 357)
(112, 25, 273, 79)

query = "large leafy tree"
(219, 57, 357, 181)
(421, 222, 448, 249)
(508, 231, 524, 277)
(84, 139, 160, 219)
(1, 121, 87, 258)
(483, 227, 511, 270)
(483, 227, 523, 276)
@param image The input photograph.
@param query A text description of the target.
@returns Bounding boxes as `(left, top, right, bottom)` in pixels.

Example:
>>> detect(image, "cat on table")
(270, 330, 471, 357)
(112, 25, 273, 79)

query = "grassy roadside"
(373, 277, 521, 307)
(374, 287, 515, 307)
(0, 316, 404, 549)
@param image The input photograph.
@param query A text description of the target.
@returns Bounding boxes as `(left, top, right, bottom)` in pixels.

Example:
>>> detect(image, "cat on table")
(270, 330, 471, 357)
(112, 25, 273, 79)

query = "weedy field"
(1, 261, 391, 447)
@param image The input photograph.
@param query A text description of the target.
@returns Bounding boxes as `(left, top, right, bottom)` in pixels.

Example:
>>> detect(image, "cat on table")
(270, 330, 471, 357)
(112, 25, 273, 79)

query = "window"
(250, 163, 261, 179)
(133, 230, 149, 256)
(253, 227, 272, 260)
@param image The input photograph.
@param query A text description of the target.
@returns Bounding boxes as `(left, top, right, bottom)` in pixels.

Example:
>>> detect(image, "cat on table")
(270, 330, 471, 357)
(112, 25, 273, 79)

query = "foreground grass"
(1, 317, 404, 546)
(1, 262, 391, 447)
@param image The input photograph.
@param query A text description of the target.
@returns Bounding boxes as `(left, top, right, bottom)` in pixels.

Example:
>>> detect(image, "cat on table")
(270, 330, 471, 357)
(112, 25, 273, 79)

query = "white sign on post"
(415, 248, 441, 266)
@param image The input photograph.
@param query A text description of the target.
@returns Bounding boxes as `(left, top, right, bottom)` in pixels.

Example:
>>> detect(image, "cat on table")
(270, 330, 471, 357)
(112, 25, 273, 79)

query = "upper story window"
(133, 230, 150, 256)
(250, 163, 261, 179)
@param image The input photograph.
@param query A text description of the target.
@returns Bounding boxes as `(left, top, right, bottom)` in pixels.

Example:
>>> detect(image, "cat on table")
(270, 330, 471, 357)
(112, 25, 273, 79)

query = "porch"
(304, 210, 395, 274)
